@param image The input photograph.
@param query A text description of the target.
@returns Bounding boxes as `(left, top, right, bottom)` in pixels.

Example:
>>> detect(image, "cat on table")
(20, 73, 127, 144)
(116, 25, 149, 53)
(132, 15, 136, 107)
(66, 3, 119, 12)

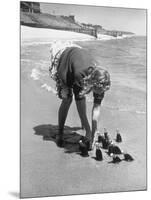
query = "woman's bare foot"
(56, 134, 64, 147)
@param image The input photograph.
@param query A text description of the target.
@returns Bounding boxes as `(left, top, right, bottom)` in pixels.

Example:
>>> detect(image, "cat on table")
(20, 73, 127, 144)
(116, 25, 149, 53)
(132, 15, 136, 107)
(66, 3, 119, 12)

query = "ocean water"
(21, 36, 147, 115)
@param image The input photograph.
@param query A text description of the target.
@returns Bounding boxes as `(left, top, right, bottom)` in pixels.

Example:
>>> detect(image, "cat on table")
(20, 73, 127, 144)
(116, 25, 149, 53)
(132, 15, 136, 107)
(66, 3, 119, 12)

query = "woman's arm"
(92, 103, 101, 141)
(91, 92, 104, 143)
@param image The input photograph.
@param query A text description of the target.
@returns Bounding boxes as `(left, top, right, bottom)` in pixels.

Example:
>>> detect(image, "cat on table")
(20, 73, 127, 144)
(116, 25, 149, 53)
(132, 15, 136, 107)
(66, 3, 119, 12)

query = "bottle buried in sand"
(123, 153, 134, 161)
(112, 155, 122, 163)
(116, 129, 122, 142)
(110, 152, 134, 163)
(102, 128, 112, 149)
(80, 136, 91, 151)
(78, 139, 89, 157)
(98, 134, 104, 143)
(104, 128, 110, 141)
(93, 129, 112, 150)
(95, 143, 103, 161)
(108, 142, 123, 156)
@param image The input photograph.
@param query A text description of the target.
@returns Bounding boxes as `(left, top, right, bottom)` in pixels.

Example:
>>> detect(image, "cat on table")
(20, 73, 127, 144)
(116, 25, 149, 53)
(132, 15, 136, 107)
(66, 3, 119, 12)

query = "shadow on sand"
(33, 124, 83, 154)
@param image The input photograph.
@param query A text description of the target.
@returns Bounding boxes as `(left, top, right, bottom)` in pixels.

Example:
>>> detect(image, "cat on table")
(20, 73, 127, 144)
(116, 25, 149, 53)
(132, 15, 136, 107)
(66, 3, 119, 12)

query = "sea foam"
(30, 68, 41, 80)
(41, 83, 57, 94)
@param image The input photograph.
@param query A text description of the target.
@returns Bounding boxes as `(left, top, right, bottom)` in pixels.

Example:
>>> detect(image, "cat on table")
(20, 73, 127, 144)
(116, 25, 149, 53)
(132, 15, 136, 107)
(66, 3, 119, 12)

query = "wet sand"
(21, 26, 146, 198)
(21, 74, 146, 198)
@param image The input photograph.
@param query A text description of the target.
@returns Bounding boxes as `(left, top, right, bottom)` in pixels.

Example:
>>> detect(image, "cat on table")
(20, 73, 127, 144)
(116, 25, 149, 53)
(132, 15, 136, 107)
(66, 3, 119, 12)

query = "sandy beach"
(21, 26, 146, 198)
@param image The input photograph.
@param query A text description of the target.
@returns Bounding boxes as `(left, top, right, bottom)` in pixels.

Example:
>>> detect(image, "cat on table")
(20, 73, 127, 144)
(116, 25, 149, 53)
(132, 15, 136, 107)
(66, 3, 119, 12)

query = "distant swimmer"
(49, 41, 111, 149)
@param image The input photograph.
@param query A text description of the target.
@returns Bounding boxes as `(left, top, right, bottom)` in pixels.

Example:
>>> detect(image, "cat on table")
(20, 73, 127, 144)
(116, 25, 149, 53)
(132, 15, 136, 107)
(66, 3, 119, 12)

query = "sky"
(40, 2, 146, 35)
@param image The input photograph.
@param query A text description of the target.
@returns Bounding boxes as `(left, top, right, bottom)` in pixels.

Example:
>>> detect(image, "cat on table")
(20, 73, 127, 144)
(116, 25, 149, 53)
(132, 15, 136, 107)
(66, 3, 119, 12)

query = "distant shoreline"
(21, 25, 137, 47)
(20, 11, 134, 39)
(21, 25, 95, 45)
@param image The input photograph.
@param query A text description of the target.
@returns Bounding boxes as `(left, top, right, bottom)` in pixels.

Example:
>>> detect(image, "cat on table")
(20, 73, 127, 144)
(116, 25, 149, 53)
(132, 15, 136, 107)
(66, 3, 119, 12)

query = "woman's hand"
(60, 87, 69, 98)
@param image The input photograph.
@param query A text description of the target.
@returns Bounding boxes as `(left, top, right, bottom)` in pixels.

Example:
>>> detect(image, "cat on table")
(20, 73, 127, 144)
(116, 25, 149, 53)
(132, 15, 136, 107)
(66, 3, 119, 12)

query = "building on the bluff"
(20, 1, 41, 13)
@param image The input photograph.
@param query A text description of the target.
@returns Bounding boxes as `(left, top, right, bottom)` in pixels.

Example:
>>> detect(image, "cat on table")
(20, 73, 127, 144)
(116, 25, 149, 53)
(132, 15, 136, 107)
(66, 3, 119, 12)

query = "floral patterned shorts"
(49, 61, 83, 100)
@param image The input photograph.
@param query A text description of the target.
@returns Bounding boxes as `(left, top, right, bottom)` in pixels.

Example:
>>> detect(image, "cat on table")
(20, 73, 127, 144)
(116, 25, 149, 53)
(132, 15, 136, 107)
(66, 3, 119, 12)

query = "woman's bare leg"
(57, 97, 72, 146)
(75, 98, 92, 142)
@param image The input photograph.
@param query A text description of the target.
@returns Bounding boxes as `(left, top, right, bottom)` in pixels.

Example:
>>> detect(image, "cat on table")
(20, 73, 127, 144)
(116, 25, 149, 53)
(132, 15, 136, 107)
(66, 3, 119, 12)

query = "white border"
(0, 0, 150, 199)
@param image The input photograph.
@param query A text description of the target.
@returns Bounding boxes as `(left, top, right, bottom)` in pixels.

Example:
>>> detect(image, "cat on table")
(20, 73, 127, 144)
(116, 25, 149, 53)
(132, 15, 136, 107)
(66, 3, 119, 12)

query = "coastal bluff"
(20, 1, 134, 38)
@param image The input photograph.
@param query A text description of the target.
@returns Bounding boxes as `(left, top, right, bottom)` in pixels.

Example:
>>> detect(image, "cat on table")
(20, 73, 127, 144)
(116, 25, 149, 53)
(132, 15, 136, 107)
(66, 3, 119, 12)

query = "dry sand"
(21, 73, 146, 198)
